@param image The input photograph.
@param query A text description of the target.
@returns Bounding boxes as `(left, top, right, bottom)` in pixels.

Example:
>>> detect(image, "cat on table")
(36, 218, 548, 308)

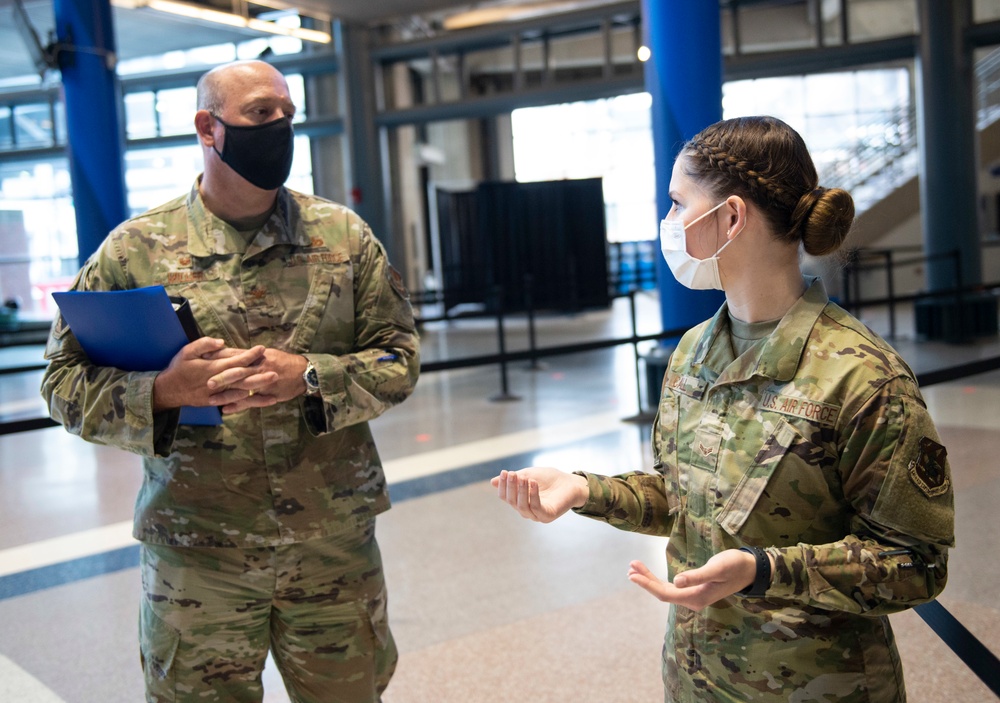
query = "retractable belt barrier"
(913, 600, 1000, 698)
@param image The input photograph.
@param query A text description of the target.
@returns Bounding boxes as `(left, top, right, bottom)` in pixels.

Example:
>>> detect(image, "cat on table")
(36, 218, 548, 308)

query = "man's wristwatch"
(738, 546, 771, 598)
(302, 360, 320, 397)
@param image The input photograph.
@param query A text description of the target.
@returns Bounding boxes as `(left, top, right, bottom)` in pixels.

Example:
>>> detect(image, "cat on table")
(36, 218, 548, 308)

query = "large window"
(0, 158, 77, 315)
(723, 68, 912, 196)
(512, 92, 656, 243)
(509, 67, 912, 245)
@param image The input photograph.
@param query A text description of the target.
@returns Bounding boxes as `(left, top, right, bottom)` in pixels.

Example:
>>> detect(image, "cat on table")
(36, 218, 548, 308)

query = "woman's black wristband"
(738, 546, 771, 597)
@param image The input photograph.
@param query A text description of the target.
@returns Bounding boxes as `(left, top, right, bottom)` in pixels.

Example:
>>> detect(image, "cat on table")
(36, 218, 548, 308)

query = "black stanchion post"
(630, 289, 643, 413)
(885, 250, 896, 339)
(954, 248, 966, 341)
(852, 251, 862, 315)
(841, 257, 851, 311)
(523, 273, 544, 370)
(490, 284, 521, 402)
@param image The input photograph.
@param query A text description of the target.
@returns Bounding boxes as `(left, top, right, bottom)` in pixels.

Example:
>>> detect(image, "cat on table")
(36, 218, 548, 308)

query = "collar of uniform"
(751, 276, 829, 382)
(691, 276, 829, 385)
(185, 178, 311, 258)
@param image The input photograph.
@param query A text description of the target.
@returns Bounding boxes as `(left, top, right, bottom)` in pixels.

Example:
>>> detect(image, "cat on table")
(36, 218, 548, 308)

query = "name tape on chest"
(665, 372, 707, 400)
(163, 251, 348, 285)
(288, 252, 349, 266)
(760, 391, 839, 427)
(664, 372, 840, 427)
(166, 271, 209, 285)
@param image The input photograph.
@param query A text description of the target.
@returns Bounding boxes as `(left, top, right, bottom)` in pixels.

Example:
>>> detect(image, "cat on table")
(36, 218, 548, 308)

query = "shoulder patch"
(387, 265, 409, 300)
(909, 436, 950, 498)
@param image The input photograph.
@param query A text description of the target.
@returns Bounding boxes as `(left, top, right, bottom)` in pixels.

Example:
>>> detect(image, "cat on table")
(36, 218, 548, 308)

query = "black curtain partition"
(435, 178, 610, 314)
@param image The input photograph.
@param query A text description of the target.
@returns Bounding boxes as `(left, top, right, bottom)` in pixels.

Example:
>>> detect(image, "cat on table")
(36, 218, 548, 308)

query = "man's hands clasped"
(153, 337, 310, 414)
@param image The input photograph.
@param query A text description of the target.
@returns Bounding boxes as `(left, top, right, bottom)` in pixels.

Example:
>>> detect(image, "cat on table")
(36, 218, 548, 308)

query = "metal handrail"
(816, 104, 918, 203)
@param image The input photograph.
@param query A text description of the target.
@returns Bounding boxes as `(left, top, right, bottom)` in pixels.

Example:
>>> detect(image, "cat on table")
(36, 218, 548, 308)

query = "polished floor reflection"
(1, 295, 998, 703)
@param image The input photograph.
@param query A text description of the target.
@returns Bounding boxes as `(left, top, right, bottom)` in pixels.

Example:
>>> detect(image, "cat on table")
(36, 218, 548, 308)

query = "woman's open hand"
(627, 549, 762, 611)
(490, 467, 589, 523)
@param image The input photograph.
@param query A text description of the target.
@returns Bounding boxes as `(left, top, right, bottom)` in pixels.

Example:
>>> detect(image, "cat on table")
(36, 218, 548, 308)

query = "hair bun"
(794, 186, 854, 256)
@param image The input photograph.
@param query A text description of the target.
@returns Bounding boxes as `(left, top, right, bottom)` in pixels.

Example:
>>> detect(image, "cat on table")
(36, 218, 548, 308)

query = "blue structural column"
(914, 0, 997, 340)
(642, 0, 725, 339)
(53, 0, 129, 264)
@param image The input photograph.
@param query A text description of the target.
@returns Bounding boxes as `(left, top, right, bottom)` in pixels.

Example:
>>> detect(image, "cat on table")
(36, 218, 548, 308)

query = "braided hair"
(680, 116, 854, 256)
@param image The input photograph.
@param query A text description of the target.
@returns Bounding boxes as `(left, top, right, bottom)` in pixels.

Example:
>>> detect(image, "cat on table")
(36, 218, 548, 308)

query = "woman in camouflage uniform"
(492, 115, 953, 702)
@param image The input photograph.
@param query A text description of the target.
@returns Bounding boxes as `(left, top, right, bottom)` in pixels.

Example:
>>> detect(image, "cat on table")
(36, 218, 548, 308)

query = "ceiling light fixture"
(442, 1, 603, 31)
(113, 0, 332, 43)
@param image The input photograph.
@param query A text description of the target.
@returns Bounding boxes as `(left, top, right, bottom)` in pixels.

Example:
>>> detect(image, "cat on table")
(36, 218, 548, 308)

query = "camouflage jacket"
(41, 181, 420, 548)
(575, 278, 953, 702)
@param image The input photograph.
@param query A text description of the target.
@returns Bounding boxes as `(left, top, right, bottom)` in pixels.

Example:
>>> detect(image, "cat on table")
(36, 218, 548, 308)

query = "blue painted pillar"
(53, 0, 129, 264)
(642, 0, 725, 338)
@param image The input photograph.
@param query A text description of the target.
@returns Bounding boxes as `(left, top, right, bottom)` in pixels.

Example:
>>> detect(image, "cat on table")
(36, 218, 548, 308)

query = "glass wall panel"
(125, 92, 158, 139)
(548, 32, 603, 82)
(125, 144, 203, 215)
(0, 157, 77, 316)
(737, 3, 815, 53)
(155, 87, 198, 137)
(511, 92, 654, 242)
(287, 74, 307, 121)
(520, 40, 546, 90)
(848, 0, 916, 41)
(0, 107, 11, 149)
(53, 100, 65, 145)
(820, 1, 845, 46)
(805, 73, 857, 115)
(723, 67, 913, 198)
(974, 0, 1000, 23)
(12, 103, 55, 148)
(466, 44, 515, 98)
(610, 24, 639, 67)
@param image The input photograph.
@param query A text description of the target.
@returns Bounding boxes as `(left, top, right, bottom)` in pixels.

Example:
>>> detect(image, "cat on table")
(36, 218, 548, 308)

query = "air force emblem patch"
(909, 436, 950, 498)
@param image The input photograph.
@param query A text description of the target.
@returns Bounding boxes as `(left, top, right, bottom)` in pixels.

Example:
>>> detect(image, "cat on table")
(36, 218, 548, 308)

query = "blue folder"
(51, 286, 222, 426)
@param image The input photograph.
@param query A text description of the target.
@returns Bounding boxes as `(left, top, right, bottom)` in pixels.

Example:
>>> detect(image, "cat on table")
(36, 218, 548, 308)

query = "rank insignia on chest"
(908, 436, 950, 497)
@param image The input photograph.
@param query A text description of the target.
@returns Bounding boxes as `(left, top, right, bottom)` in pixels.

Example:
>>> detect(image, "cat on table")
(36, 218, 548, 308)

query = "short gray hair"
(196, 68, 225, 114)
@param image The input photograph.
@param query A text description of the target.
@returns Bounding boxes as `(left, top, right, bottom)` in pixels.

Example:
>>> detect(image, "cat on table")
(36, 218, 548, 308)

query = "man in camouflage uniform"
(41, 60, 419, 702)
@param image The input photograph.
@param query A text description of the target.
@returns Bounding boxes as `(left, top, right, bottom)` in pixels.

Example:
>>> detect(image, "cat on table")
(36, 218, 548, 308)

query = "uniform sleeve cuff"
(126, 372, 156, 428)
(570, 471, 605, 516)
(127, 372, 178, 456)
(765, 545, 806, 600)
(304, 352, 347, 398)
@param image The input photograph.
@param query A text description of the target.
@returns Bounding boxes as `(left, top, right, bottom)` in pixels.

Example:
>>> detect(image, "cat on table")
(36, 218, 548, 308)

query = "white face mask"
(659, 201, 740, 290)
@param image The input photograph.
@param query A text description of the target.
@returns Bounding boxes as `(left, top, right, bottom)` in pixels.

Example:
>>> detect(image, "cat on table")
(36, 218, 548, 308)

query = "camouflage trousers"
(139, 519, 397, 703)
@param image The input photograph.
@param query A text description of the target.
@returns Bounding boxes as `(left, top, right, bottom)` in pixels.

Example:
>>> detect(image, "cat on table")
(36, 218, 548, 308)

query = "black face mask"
(212, 115, 294, 190)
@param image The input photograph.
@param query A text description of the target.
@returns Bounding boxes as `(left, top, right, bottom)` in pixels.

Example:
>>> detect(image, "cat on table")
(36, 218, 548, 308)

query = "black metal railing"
(839, 242, 1000, 339)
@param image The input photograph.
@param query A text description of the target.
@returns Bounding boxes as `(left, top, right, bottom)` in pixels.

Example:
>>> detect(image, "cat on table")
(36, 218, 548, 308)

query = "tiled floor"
(1, 293, 999, 703)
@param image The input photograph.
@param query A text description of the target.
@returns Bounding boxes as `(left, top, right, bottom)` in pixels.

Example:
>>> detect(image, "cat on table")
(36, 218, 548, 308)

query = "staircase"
(818, 48, 1000, 253)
